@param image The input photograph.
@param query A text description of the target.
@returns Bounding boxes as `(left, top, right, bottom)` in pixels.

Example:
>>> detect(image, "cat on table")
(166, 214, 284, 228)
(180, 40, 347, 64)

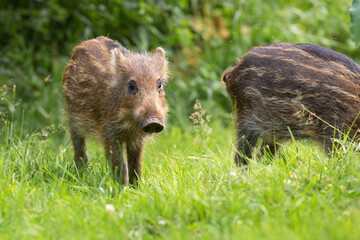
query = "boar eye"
(127, 80, 138, 95)
(157, 79, 164, 92)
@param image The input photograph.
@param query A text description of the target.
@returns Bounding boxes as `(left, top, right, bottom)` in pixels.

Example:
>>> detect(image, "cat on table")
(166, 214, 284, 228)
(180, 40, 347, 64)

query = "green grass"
(0, 118, 359, 240)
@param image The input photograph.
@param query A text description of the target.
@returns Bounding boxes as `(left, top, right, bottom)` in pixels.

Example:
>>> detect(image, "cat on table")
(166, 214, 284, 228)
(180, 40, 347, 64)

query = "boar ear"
(221, 66, 234, 84)
(155, 47, 166, 58)
(110, 48, 127, 73)
(116, 48, 127, 63)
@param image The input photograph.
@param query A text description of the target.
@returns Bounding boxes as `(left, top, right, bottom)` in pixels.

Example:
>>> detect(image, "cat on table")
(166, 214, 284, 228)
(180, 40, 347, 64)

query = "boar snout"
(142, 116, 164, 133)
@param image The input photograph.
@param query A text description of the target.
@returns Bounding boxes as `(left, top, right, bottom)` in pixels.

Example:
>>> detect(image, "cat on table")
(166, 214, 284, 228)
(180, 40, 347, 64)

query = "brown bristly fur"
(62, 36, 169, 185)
(222, 43, 360, 166)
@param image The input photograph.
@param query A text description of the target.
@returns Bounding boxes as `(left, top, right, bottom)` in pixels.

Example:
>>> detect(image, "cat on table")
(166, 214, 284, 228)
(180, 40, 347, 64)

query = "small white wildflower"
(230, 172, 237, 177)
(158, 220, 166, 225)
(106, 204, 115, 213)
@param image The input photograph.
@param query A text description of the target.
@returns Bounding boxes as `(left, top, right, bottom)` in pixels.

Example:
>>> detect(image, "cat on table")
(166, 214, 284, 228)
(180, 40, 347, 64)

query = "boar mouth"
(141, 116, 164, 133)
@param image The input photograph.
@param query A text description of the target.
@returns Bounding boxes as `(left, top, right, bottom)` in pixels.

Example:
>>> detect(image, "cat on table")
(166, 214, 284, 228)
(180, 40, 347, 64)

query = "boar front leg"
(69, 126, 88, 171)
(105, 141, 128, 185)
(127, 140, 144, 186)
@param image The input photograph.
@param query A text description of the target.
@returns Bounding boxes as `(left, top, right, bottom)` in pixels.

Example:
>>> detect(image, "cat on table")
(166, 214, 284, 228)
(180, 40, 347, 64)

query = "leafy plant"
(189, 99, 212, 144)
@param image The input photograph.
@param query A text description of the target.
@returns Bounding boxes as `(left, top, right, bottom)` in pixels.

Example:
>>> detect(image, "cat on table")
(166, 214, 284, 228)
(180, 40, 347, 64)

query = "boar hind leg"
(70, 128, 88, 171)
(127, 141, 144, 187)
(105, 141, 128, 185)
(235, 129, 259, 166)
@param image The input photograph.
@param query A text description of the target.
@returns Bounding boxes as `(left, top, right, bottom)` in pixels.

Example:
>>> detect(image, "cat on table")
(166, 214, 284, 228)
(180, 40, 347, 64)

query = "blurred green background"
(0, 0, 359, 135)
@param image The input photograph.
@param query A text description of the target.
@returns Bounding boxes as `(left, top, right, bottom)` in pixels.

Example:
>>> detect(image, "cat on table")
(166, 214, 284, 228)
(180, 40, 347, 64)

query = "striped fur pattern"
(222, 43, 360, 166)
(62, 36, 168, 185)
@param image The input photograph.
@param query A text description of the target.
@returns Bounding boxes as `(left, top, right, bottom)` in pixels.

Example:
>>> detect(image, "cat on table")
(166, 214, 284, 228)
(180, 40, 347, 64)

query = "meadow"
(0, 102, 360, 239)
(1, 0, 360, 239)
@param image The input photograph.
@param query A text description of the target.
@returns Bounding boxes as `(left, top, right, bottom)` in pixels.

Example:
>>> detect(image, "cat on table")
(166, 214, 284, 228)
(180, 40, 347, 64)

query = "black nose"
(142, 117, 164, 133)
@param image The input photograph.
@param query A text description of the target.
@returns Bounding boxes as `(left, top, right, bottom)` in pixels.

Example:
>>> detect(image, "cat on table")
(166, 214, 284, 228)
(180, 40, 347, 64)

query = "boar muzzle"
(142, 116, 164, 133)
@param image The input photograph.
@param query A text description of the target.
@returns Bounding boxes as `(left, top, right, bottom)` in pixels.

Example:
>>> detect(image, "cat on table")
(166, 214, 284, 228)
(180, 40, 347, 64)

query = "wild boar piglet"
(222, 43, 360, 165)
(62, 36, 168, 185)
